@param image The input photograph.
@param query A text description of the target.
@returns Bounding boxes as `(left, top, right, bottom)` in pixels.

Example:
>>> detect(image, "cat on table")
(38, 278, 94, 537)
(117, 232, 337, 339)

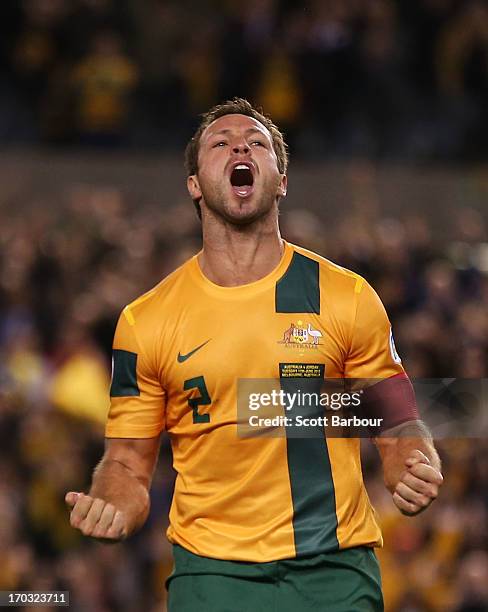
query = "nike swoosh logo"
(177, 339, 211, 363)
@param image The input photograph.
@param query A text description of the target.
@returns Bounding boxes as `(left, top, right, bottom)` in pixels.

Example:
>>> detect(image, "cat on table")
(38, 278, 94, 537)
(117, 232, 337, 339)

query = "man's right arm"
(65, 436, 161, 541)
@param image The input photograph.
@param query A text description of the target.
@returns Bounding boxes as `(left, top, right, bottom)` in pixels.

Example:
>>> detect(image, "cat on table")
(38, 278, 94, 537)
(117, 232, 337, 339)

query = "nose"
(232, 142, 250, 155)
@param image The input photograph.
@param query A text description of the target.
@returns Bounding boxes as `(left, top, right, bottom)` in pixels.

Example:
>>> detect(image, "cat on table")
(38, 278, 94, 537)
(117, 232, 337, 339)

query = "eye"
(213, 141, 227, 148)
(251, 140, 265, 147)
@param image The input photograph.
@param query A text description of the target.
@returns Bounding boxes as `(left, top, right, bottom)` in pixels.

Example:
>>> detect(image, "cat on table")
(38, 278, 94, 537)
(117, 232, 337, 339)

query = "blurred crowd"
(0, 160, 487, 609)
(0, 2, 487, 609)
(0, 0, 487, 159)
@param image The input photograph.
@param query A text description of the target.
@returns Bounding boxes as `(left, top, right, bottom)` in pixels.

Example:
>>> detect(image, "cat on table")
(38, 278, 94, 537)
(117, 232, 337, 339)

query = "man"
(66, 98, 443, 611)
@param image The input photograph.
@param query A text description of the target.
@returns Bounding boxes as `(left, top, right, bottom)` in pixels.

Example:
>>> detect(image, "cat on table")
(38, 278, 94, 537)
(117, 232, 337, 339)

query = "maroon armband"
(361, 372, 419, 433)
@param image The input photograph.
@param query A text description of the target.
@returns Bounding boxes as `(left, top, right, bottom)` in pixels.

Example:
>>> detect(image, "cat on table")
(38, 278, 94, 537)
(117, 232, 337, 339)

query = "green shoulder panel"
(276, 251, 320, 313)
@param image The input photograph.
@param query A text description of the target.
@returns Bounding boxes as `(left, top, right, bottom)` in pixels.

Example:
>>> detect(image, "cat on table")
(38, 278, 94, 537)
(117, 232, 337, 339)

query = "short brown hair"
(185, 98, 289, 216)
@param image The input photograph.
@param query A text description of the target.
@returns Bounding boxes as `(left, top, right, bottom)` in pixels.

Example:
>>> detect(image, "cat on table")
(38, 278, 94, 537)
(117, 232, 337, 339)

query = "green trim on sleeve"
(110, 349, 140, 397)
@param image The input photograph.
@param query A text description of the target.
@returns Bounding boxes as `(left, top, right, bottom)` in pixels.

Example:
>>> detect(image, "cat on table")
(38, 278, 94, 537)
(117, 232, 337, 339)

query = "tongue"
(232, 185, 253, 198)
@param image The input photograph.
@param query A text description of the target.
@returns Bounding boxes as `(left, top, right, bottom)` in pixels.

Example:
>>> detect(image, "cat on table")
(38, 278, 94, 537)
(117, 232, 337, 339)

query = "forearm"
(67, 437, 159, 540)
(89, 456, 150, 535)
(376, 420, 441, 492)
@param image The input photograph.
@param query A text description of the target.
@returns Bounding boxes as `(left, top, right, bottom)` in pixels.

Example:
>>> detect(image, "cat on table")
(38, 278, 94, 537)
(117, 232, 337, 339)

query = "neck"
(198, 206, 283, 287)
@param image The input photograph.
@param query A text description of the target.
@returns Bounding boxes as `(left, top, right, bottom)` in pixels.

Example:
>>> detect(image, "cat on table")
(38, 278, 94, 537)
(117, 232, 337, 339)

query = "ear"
(187, 175, 202, 201)
(278, 174, 287, 198)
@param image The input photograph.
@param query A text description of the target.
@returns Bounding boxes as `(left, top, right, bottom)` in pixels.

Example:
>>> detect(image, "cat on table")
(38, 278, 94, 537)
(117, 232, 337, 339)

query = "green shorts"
(166, 544, 383, 612)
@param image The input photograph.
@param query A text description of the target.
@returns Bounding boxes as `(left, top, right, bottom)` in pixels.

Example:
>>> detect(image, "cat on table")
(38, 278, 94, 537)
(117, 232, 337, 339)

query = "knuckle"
(83, 496, 94, 508)
(417, 480, 428, 493)
(116, 526, 126, 539)
(427, 481, 437, 494)
(414, 491, 425, 504)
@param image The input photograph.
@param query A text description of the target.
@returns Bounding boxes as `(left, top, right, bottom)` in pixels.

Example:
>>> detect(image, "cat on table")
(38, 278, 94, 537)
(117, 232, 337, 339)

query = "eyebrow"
(210, 127, 267, 137)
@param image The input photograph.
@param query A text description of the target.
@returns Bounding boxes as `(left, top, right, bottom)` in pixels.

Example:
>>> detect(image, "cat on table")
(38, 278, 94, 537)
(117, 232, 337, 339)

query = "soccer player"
(66, 98, 443, 611)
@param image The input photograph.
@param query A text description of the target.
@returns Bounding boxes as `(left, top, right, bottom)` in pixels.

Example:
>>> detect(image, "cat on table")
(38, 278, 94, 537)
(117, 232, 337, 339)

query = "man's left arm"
(344, 278, 443, 516)
(374, 419, 443, 516)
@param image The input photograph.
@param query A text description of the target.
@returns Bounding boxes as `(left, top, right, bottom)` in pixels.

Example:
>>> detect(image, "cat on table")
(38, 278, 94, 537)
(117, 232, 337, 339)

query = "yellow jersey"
(106, 241, 405, 562)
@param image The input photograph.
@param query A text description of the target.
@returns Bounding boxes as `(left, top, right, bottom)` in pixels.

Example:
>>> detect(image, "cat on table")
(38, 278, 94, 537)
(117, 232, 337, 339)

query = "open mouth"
(230, 163, 254, 198)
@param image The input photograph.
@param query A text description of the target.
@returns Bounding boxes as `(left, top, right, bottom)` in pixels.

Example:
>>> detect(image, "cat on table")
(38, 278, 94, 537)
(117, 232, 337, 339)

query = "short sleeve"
(105, 308, 166, 438)
(344, 280, 404, 380)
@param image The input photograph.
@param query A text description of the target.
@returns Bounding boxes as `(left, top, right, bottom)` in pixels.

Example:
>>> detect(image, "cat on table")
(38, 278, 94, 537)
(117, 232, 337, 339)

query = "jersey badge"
(389, 328, 402, 364)
(278, 320, 323, 350)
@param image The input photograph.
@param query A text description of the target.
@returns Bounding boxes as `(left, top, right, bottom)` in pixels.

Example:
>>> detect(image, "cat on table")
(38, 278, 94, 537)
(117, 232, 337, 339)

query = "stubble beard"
(200, 179, 278, 228)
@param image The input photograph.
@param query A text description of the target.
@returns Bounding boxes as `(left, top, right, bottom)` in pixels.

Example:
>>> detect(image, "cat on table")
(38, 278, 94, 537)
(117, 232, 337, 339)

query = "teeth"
(235, 164, 250, 170)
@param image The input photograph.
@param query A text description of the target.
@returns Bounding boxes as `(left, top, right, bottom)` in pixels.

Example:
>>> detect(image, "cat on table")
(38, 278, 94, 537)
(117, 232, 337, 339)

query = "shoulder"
(289, 242, 366, 297)
(120, 256, 195, 329)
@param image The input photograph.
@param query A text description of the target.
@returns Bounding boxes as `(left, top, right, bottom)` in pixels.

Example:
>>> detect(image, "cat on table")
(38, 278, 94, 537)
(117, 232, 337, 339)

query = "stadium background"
(0, 1, 487, 610)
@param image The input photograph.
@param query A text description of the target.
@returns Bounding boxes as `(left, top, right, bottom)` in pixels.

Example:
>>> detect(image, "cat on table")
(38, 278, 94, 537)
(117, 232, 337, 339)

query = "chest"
(159, 298, 346, 425)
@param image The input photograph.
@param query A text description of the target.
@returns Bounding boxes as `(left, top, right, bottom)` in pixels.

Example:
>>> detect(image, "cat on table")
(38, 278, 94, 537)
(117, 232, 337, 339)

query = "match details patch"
(279, 363, 325, 378)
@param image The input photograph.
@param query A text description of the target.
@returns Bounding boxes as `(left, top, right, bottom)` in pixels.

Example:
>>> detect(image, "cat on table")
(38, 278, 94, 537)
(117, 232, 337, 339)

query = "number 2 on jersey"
(184, 375, 211, 423)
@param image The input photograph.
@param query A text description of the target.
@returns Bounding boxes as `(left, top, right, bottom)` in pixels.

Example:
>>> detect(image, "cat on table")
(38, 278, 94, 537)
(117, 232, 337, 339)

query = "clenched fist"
(393, 449, 443, 516)
(65, 492, 128, 541)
